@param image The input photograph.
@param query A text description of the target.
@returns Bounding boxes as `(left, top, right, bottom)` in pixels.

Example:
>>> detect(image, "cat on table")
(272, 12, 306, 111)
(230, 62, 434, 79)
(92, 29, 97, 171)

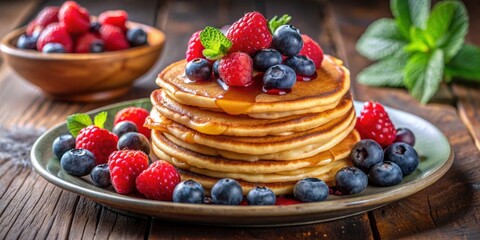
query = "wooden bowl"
(0, 21, 165, 102)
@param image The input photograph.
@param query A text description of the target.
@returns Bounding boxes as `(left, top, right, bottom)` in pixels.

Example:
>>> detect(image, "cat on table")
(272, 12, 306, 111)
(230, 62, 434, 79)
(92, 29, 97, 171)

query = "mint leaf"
(426, 0, 468, 61)
(404, 49, 444, 103)
(357, 52, 409, 87)
(269, 14, 291, 34)
(200, 26, 232, 60)
(445, 44, 480, 82)
(356, 18, 408, 61)
(93, 112, 108, 129)
(391, 0, 430, 39)
(405, 27, 435, 52)
(67, 113, 92, 137)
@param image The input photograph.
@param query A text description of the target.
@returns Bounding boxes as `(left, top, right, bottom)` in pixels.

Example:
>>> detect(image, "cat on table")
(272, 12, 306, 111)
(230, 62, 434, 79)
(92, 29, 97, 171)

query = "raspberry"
(26, 7, 60, 36)
(76, 125, 118, 165)
(136, 160, 180, 201)
(59, 1, 90, 35)
(36, 23, 73, 52)
(98, 10, 128, 32)
(108, 150, 149, 194)
(299, 34, 324, 68)
(114, 107, 150, 138)
(185, 31, 204, 62)
(218, 52, 253, 87)
(226, 12, 272, 54)
(99, 24, 129, 51)
(74, 32, 103, 53)
(355, 101, 397, 148)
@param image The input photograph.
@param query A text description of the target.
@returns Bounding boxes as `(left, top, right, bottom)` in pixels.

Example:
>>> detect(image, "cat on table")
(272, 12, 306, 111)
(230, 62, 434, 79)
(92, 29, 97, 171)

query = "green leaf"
(356, 18, 408, 61)
(405, 27, 433, 52)
(269, 14, 291, 34)
(445, 44, 480, 82)
(404, 49, 444, 103)
(426, 0, 468, 61)
(93, 112, 108, 128)
(357, 52, 409, 87)
(200, 26, 232, 60)
(391, 0, 430, 39)
(67, 113, 92, 137)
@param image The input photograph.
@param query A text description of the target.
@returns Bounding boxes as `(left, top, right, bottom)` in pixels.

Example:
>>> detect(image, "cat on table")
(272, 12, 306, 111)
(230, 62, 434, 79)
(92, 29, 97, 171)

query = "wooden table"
(1, 0, 479, 239)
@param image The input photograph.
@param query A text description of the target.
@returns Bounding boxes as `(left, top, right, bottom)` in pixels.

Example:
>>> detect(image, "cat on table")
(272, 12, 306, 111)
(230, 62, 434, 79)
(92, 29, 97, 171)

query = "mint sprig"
(67, 111, 108, 137)
(200, 26, 232, 60)
(356, 0, 480, 103)
(269, 14, 291, 34)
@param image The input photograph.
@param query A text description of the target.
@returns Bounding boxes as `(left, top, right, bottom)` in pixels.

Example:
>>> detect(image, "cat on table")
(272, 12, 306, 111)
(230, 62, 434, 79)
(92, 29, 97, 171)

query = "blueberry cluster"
(334, 128, 419, 195)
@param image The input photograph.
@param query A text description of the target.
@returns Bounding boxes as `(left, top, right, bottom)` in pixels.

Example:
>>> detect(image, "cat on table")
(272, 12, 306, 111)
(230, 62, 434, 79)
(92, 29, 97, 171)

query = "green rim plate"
(31, 99, 454, 227)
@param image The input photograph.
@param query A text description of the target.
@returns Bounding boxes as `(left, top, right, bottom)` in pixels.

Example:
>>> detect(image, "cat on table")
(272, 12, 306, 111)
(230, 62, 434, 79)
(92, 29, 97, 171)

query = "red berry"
(218, 52, 253, 87)
(26, 20, 40, 36)
(98, 10, 128, 32)
(26, 6, 60, 36)
(299, 34, 324, 68)
(74, 32, 103, 53)
(76, 125, 118, 165)
(59, 1, 90, 35)
(114, 107, 150, 138)
(355, 101, 397, 148)
(108, 150, 149, 194)
(226, 12, 272, 55)
(185, 31, 204, 62)
(136, 160, 181, 201)
(36, 23, 73, 52)
(99, 24, 129, 51)
(275, 196, 301, 205)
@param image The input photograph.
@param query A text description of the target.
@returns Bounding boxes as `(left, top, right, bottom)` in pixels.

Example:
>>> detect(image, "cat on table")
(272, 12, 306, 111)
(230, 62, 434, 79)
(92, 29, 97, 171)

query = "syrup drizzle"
(214, 75, 264, 115)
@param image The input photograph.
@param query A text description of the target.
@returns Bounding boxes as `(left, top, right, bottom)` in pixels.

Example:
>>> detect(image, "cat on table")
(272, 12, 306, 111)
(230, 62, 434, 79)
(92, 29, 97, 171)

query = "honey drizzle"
(214, 75, 264, 115)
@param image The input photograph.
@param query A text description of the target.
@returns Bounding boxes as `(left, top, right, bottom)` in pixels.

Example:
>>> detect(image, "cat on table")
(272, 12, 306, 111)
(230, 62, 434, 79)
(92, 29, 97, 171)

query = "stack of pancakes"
(145, 55, 359, 195)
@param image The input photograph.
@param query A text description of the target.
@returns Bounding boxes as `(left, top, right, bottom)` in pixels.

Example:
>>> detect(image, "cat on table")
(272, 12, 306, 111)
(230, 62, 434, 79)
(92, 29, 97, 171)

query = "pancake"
(156, 55, 350, 115)
(151, 89, 353, 136)
(145, 108, 356, 155)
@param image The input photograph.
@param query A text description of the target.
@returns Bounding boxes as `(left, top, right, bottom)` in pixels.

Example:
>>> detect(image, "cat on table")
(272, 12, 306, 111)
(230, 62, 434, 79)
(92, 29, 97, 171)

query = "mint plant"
(356, 0, 480, 103)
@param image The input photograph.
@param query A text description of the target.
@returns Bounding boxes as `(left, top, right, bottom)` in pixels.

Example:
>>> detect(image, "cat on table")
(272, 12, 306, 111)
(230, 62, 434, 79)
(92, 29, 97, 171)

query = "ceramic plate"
(31, 99, 453, 227)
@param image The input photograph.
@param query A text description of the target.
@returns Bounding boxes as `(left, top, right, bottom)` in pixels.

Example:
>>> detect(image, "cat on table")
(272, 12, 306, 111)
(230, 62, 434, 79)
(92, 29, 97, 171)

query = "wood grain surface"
(0, 0, 479, 239)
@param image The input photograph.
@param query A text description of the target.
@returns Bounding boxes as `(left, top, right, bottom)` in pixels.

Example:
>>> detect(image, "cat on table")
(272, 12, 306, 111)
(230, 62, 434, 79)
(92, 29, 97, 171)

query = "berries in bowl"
(0, 1, 165, 102)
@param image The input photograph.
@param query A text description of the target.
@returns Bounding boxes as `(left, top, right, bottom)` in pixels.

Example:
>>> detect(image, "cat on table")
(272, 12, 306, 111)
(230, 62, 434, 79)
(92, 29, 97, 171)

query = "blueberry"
(350, 139, 384, 173)
(113, 120, 138, 138)
(17, 34, 38, 50)
(185, 58, 212, 81)
(60, 149, 96, 176)
(90, 22, 101, 32)
(246, 186, 276, 205)
(90, 40, 104, 53)
(173, 180, 205, 204)
(90, 164, 111, 188)
(272, 25, 303, 57)
(42, 42, 65, 53)
(127, 28, 148, 47)
(213, 60, 220, 78)
(293, 178, 329, 202)
(263, 64, 296, 91)
(369, 161, 403, 187)
(335, 167, 368, 195)
(384, 142, 419, 176)
(52, 134, 76, 159)
(253, 49, 283, 71)
(395, 128, 416, 146)
(117, 132, 150, 154)
(284, 55, 316, 76)
(211, 178, 243, 205)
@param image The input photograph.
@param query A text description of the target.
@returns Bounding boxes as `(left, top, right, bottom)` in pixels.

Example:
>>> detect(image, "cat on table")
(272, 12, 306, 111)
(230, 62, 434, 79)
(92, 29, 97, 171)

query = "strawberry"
(136, 160, 180, 201)
(185, 31, 204, 62)
(98, 10, 128, 32)
(67, 112, 118, 165)
(99, 24, 129, 51)
(355, 101, 397, 148)
(26, 6, 60, 36)
(59, 1, 90, 35)
(114, 107, 150, 138)
(218, 52, 253, 87)
(36, 23, 73, 52)
(299, 34, 324, 68)
(109, 150, 149, 194)
(74, 32, 104, 53)
(226, 12, 272, 55)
